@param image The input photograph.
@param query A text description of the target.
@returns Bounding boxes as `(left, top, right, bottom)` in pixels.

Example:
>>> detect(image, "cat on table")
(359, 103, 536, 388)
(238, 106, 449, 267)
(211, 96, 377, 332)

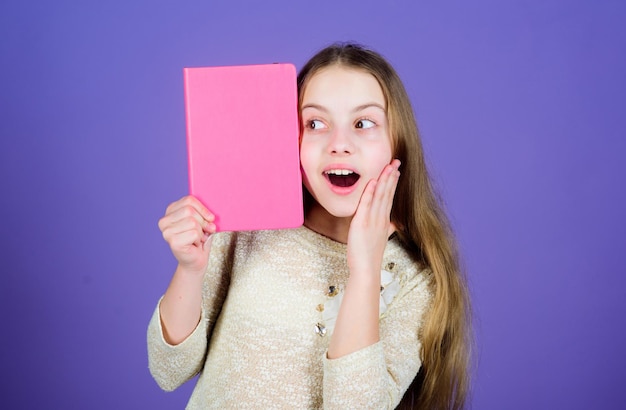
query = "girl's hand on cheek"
(158, 195, 217, 274)
(347, 159, 401, 277)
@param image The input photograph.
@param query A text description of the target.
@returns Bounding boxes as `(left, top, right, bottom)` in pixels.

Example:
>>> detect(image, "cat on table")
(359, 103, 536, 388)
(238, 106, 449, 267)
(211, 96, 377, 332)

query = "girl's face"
(300, 65, 393, 218)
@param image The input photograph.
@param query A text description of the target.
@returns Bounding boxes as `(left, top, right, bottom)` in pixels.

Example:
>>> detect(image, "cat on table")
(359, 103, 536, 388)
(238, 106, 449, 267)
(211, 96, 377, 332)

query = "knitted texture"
(148, 226, 432, 409)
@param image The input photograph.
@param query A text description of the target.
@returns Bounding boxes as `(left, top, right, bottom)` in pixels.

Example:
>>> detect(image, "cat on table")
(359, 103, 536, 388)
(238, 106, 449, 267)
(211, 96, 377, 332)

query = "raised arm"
(157, 195, 217, 344)
(328, 159, 400, 359)
(147, 195, 231, 392)
(323, 159, 430, 409)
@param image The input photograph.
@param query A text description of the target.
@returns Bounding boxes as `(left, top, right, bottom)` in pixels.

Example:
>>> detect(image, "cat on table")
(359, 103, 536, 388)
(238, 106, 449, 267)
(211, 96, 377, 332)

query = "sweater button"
(314, 323, 327, 337)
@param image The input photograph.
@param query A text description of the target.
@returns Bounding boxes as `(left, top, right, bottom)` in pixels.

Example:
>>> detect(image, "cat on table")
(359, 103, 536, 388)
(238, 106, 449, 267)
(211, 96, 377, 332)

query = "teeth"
(325, 169, 354, 176)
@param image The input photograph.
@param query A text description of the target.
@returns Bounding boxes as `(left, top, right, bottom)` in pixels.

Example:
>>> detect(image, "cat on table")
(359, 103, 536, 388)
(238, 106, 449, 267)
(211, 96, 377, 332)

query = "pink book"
(184, 63, 303, 232)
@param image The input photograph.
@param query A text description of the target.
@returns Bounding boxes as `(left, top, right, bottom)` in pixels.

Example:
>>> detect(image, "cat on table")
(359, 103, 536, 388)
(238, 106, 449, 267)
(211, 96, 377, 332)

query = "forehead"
(301, 65, 386, 108)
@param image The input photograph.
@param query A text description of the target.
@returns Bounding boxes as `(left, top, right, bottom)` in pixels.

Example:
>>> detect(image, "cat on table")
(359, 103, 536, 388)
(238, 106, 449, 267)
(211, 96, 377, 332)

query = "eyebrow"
(301, 102, 386, 113)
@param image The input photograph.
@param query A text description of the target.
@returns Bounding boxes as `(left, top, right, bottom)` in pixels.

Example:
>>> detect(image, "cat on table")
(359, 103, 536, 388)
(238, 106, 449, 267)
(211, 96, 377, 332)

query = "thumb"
(202, 233, 214, 255)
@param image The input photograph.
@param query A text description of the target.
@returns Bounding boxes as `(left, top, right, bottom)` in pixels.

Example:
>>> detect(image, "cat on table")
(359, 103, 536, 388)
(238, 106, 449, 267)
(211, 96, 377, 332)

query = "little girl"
(148, 43, 471, 410)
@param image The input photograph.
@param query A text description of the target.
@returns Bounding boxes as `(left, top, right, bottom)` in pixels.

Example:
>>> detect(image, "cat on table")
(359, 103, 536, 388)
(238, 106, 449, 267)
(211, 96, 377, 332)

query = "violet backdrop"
(1, 1, 624, 408)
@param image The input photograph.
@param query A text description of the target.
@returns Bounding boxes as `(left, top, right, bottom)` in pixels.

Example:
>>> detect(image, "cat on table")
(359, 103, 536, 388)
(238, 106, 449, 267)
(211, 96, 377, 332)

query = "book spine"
(183, 68, 195, 196)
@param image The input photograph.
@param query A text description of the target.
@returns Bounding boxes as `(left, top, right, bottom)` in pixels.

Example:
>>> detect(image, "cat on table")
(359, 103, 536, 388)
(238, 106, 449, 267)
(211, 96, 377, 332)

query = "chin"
(321, 203, 358, 219)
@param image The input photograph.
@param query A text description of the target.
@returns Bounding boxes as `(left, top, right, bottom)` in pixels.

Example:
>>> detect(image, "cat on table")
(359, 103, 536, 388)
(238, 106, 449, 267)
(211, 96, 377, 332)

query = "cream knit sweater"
(148, 226, 432, 409)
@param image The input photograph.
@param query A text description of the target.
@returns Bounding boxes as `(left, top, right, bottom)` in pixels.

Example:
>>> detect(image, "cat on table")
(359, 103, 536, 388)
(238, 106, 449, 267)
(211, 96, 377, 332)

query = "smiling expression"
(300, 65, 393, 218)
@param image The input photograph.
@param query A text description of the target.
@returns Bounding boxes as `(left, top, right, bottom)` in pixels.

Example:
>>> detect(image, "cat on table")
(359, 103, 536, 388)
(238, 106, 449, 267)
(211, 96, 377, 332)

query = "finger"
(376, 160, 399, 192)
(163, 216, 214, 239)
(164, 195, 190, 215)
(379, 160, 401, 206)
(160, 196, 207, 232)
(373, 170, 399, 225)
(369, 162, 398, 217)
(354, 179, 377, 220)
(160, 209, 207, 238)
(161, 203, 215, 234)
(202, 234, 214, 252)
(382, 160, 401, 191)
(162, 218, 217, 251)
(169, 205, 209, 227)
(168, 228, 207, 250)
(165, 196, 215, 222)
(383, 167, 400, 215)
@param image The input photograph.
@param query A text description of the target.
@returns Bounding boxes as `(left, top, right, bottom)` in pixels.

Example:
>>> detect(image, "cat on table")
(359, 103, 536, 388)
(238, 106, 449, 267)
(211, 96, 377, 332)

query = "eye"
(355, 119, 375, 129)
(307, 119, 327, 130)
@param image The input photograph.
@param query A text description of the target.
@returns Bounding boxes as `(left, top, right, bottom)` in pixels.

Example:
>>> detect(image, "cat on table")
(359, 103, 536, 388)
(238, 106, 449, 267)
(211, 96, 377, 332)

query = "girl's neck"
(303, 202, 351, 244)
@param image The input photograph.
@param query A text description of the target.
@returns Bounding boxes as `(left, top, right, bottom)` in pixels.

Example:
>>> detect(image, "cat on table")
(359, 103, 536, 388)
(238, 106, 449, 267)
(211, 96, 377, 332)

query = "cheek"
(373, 145, 394, 172)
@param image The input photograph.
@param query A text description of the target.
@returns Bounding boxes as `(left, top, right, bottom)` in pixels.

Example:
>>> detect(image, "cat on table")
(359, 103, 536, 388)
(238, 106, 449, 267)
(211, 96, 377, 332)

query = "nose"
(327, 127, 353, 155)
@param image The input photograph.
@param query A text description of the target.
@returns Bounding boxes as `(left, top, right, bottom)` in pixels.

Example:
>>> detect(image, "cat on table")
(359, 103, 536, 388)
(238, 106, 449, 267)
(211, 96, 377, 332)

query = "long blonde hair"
(297, 43, 472, 410)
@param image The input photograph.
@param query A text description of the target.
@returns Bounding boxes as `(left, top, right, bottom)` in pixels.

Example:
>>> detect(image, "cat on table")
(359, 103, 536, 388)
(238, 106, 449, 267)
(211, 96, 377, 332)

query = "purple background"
(1, 1, 624, 408)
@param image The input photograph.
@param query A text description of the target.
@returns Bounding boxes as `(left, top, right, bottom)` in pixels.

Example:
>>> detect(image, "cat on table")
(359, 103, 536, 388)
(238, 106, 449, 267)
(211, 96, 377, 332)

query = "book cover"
(184, 63, 303, 232)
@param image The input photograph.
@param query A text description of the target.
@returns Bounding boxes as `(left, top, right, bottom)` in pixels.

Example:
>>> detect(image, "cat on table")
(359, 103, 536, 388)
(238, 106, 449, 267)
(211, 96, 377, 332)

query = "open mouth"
(324, 169, 360, 188)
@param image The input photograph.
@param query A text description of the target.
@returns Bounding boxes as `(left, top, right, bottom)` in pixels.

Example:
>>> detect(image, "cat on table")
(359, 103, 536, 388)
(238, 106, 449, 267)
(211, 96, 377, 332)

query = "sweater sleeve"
(322, 266, 432, 409)
(147, 298, 209, 391)
(146, 232, 237, 391)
